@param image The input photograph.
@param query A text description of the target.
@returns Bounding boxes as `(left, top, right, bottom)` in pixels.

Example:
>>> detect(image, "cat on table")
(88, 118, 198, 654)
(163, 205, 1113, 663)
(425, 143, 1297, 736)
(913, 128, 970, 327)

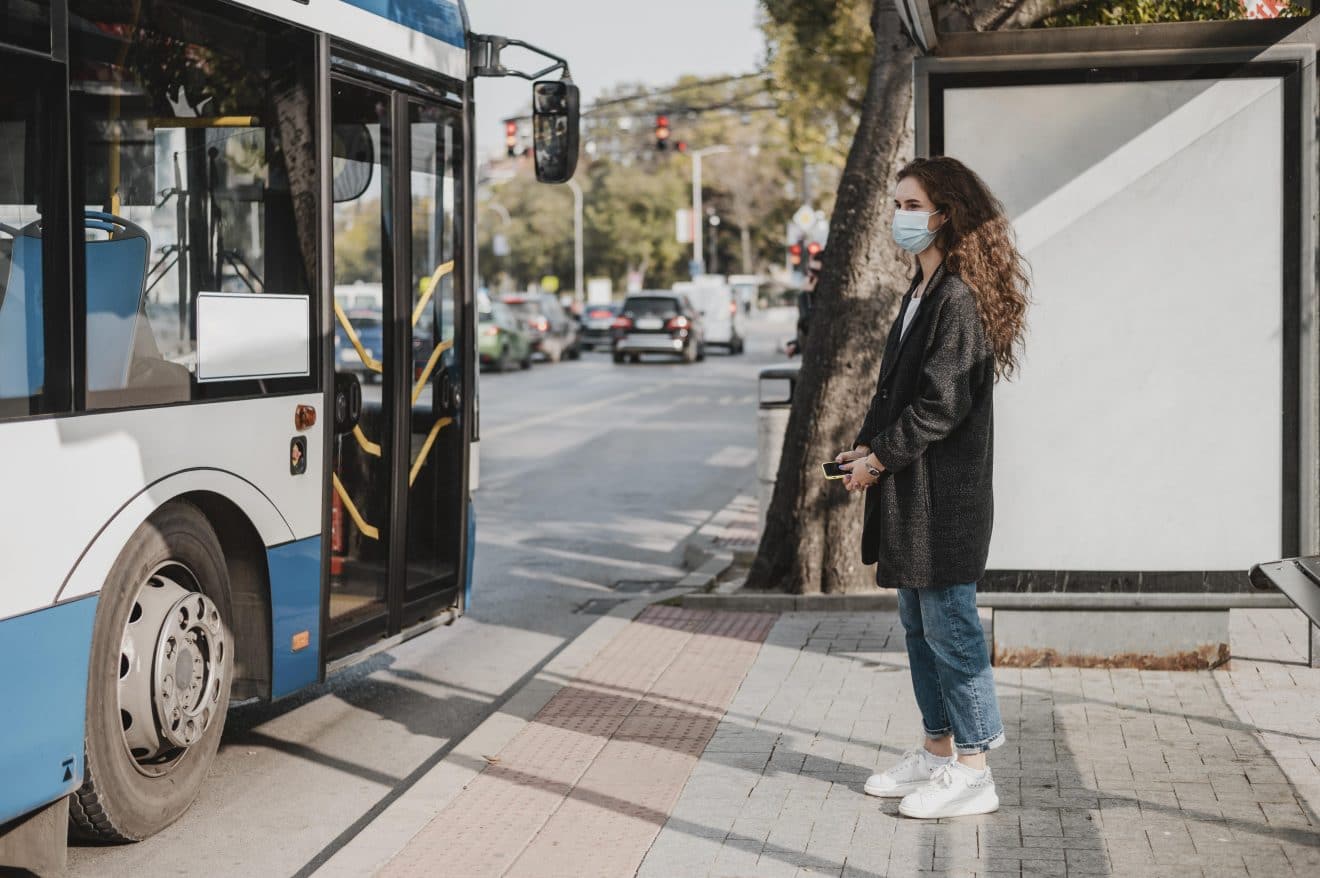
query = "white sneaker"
(864, 748, 952, 798)
(898, 763, 999, 819)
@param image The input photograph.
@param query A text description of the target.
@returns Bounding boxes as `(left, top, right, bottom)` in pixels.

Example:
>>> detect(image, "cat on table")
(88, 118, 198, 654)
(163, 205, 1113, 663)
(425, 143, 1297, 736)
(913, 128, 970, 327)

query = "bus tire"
(70, 502, 234, 842)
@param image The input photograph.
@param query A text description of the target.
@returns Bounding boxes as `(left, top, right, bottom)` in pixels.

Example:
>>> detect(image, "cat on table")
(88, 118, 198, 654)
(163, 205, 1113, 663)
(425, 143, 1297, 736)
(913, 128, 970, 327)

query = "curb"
(312, 541, 739, 877)
(681, 591, 1297, 612)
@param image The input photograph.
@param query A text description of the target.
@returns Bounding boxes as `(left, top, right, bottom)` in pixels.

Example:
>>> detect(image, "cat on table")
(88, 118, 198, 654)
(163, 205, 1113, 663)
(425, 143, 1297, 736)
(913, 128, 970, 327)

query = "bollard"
(757, 365, 800, 533)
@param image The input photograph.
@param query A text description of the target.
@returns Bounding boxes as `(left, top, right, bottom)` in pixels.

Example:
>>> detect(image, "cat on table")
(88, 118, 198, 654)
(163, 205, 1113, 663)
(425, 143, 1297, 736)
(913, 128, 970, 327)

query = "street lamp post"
(691, 144, 731, 277)
(567, 177, 584, 307)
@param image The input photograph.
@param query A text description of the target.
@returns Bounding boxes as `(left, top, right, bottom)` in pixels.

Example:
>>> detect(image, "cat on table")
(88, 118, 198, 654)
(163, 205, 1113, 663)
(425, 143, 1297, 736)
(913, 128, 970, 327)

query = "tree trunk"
(747, 2, 917, 595)
(748, 0, 1087, 595)
(740, 225, 753, 275)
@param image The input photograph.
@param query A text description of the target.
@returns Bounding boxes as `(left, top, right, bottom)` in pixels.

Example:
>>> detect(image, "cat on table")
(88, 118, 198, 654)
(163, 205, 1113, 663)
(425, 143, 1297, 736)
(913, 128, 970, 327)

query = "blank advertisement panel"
(941, 76, 1285, 572)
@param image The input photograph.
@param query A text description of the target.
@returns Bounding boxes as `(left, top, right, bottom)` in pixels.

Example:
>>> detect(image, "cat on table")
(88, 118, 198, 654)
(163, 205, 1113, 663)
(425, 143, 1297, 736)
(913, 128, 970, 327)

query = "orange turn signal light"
(295, 405, 317, 431)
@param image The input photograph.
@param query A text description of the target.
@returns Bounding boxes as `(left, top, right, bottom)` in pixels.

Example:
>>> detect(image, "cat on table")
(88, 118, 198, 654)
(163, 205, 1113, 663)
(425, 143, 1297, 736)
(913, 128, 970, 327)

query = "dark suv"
(501, 293, 581, 363)
(612, 293, 705, 364)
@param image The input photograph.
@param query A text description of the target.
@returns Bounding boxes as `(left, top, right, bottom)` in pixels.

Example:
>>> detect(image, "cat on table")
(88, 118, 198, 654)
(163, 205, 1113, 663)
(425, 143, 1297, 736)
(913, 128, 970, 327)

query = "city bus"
(0, 0, 577, 864)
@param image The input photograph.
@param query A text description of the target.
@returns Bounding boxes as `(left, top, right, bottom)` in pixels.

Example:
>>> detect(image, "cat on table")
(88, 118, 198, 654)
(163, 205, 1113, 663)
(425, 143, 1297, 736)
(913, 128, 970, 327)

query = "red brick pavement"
(378, 607, 775, 878)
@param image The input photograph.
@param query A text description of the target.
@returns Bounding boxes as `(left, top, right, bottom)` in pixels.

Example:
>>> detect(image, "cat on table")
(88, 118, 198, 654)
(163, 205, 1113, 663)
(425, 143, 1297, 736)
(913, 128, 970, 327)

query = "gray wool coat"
(853, 264, 995, 589)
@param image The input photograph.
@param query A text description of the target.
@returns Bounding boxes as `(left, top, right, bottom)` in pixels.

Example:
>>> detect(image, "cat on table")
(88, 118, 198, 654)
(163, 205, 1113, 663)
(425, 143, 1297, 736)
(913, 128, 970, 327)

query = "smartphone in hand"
(821, 461, 846, 480)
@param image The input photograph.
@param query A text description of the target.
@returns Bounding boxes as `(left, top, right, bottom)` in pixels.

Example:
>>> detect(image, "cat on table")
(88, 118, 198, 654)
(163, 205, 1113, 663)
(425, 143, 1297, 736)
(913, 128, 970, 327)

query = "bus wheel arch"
(70, 501, 235, 842)
(186, 491, 273, 703)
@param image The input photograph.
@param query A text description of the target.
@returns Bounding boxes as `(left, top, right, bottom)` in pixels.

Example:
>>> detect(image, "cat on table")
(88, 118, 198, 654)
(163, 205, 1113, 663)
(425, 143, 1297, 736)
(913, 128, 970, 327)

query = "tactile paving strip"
(378, 607, 774, 878)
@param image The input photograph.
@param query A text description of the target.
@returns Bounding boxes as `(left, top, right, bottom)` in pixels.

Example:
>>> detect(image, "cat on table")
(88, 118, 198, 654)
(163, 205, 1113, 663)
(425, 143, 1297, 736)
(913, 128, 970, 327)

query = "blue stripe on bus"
(268, 537, 322, 698)
(0, 596, 98, 823)
(341, 0, 466, 48)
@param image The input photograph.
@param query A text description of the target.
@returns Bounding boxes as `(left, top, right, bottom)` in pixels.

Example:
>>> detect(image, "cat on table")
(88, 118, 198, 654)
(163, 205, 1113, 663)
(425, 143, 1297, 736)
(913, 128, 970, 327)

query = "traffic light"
(655, 114, 670, 151)
(788, 241, 803, 267)
(505, 120, 518, 157)
(806, 242, 822, 257)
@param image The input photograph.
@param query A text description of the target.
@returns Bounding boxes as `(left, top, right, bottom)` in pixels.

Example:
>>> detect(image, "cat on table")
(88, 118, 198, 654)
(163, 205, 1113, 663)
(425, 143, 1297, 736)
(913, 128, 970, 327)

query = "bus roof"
(231, 0, 468, 78)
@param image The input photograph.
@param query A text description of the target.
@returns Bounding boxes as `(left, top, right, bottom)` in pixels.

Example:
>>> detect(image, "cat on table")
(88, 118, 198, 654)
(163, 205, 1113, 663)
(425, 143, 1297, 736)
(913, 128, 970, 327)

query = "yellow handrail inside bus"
(147, 116, 259, 129)
(411, 339, 454, 406)
(331, 473, 379, 540)
(412, 261, 455, 328)
(352, 425, 381, 457)
(409, 418, 453, 486)
(334, 302, 383, 374)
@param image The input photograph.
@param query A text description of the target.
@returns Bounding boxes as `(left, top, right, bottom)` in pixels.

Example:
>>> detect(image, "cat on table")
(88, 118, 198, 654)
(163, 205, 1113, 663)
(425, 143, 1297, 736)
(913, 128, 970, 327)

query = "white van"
(674, 280, 744, 354)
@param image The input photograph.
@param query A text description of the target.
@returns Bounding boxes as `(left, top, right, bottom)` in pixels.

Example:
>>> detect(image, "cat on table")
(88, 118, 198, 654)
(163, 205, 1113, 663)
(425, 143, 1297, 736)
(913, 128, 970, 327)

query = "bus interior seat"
(0, 212, 191, 405)
(84, 211, 189, 405)
(0, 228, 45, 398)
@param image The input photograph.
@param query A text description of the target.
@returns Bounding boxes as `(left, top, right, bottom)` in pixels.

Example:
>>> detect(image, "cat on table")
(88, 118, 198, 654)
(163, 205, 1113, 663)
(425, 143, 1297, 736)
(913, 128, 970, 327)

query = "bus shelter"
(908, 17, 1318, 594)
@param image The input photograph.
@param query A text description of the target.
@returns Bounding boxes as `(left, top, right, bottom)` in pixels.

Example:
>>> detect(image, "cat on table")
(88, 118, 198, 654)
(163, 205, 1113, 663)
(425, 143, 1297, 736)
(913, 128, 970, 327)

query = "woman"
(838, 156, 1029, 819)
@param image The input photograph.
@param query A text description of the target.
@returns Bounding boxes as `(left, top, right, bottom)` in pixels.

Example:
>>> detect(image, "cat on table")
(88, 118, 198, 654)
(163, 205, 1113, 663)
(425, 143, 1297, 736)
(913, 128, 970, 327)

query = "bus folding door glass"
(329, 79, 392, 631)
(404, 102, 463, 601)
(68, 0, 318, 409)
(0, 67, 64, 418)
(0, 0, 50, 53)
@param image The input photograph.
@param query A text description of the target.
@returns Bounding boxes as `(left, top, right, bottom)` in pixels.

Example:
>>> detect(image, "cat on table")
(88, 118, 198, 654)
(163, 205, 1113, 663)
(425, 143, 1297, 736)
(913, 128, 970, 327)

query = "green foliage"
(1041, 0, 1250, 26)
(477, 175, 576, 292)
(761, 0, 873, 167)
(581, 160, 689, 289)
(334, 199, 382, 285)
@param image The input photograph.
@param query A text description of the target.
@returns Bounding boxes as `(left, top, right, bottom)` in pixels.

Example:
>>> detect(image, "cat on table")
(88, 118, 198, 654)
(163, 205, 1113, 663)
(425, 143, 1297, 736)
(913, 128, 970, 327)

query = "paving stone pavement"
(376, 606, 776, 878)
(637, 610, 1320, 878)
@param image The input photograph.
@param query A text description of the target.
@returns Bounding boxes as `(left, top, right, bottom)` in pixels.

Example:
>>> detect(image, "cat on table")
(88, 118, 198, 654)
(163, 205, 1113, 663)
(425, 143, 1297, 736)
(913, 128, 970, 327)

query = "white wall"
(944, 77, 1285, 570)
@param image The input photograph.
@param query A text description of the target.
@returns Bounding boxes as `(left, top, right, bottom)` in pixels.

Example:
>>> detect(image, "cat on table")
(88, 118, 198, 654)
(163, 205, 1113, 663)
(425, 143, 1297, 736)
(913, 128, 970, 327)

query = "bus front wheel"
(70, 502, 234, 842)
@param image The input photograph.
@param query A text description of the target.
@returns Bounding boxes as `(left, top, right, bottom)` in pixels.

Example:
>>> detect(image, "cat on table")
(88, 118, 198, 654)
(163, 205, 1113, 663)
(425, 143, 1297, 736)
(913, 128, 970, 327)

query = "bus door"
(327, 74, 466, 660)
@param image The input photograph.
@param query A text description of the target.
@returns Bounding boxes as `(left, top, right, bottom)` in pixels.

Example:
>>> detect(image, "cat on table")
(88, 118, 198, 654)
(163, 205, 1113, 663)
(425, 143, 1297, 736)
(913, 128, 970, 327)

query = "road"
(69, 312, 794, 877)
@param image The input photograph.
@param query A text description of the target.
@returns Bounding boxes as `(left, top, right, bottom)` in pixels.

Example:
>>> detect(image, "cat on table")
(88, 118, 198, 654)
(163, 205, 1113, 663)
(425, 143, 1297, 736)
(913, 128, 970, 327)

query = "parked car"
(501, 293, 581, 362)
(479, 301, 533, 372)
(677, 280, 744, 354)
(578, 302, 620, 351)
(334, 309, 384, 383)
(612, 292, 705, 364)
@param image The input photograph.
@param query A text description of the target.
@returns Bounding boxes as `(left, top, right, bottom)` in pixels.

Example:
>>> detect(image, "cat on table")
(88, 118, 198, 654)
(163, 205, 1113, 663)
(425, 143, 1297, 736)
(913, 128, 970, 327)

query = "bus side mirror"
(334, 372, 362, 434)
(532, 80, 579, 184)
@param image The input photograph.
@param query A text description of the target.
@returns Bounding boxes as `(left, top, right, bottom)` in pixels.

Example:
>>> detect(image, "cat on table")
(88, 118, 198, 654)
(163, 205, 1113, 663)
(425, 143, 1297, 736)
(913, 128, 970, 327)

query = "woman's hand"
(835, 446, 869, 465)
(841, 454, 882, 493)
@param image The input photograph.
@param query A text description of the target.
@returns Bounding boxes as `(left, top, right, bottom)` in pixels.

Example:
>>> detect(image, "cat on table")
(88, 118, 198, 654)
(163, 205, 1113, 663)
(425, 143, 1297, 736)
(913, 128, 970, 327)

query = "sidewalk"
(366, 606, 1320, 877)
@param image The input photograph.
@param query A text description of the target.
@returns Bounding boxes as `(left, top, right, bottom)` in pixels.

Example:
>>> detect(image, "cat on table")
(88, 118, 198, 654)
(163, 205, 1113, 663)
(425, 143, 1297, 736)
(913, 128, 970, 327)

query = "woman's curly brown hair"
(897, 157, 1030, 379)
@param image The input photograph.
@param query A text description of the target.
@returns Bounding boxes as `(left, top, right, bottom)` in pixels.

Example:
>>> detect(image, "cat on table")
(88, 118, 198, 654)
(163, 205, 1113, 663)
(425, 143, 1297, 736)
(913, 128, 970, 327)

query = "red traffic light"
(788, 242, 802, 266)
(806, 242, 822, 256)
(504, 120, 518, 157)
(655, 114, 671, 151)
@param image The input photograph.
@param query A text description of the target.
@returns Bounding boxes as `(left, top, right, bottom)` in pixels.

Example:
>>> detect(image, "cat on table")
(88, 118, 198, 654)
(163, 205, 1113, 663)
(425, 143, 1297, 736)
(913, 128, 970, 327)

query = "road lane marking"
(705, 445, 756, 468)
(481, 386, 655, 440)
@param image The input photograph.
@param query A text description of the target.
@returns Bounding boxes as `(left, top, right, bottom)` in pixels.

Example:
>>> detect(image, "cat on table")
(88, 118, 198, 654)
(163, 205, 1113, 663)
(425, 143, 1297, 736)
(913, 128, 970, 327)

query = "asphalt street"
(68, 311, 793, 877)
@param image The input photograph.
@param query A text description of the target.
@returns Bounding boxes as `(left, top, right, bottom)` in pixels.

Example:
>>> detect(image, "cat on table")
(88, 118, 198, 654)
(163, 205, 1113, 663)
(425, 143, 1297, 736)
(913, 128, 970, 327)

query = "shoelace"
(929, 763, 958, 789)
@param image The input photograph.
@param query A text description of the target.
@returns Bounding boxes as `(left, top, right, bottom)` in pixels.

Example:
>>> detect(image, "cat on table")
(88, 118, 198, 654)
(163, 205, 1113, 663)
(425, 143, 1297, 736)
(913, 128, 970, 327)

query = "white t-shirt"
(900, 294, 923, 340)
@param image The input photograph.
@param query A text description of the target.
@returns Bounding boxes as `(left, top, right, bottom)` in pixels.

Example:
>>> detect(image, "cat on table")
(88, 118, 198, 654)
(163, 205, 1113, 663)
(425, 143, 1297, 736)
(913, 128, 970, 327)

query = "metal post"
(691, 145, 731, 277)
(567, 178, 583, 307)
(692, 152, 702, 275)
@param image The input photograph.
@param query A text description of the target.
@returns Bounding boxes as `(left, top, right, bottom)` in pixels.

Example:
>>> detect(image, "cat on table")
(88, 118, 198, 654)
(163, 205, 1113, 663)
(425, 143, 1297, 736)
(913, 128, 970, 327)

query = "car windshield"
(623, 297, 679, 319)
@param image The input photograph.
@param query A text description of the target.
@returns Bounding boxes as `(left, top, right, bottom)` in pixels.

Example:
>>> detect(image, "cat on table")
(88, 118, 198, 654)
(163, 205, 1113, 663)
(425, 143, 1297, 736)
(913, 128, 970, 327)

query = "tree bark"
(749, 0, 1086, 595)
(746, 2, 917, 595)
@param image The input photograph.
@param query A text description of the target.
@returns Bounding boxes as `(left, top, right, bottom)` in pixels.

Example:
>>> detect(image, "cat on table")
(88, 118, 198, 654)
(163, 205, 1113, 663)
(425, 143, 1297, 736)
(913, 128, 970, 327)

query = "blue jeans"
(897, 583, 1005, 755)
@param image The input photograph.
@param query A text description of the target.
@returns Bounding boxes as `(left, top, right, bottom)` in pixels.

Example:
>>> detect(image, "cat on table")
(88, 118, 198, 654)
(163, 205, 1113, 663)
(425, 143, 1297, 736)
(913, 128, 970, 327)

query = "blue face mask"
(892, 209, 943, 254)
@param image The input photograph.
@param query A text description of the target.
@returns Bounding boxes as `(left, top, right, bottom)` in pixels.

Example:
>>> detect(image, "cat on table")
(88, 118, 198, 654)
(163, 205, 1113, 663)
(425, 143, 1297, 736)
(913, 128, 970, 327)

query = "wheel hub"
(118, 565, 226, 771)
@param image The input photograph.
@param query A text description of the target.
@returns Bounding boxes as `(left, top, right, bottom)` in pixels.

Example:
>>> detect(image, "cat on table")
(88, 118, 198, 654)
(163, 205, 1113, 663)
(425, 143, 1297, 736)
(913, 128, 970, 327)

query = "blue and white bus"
(0, 0, 576, 862)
